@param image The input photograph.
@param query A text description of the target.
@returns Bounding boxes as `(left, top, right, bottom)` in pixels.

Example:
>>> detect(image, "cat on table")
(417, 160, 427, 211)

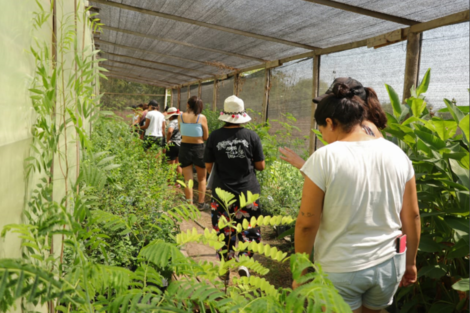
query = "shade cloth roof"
(90, 0, 469, 88)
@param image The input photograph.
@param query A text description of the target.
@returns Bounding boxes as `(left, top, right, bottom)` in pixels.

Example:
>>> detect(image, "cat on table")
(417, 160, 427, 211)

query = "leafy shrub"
(384, 69, 469, 312)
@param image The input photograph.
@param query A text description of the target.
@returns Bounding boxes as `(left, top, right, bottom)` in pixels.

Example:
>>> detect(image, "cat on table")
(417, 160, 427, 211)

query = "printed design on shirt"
(216, 139, 249, 159)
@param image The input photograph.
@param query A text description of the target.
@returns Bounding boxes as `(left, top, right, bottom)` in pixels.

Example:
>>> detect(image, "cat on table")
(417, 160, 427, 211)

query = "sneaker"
(238, 266, 250, 278)
(197, 202, 209, 211)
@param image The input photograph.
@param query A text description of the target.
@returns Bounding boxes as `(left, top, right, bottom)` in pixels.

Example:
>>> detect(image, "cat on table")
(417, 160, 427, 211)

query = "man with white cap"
(204, 95, 266, 281)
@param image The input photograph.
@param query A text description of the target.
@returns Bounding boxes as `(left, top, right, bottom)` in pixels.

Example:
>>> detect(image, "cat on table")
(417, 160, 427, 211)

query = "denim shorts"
(325, 252, 406, 311)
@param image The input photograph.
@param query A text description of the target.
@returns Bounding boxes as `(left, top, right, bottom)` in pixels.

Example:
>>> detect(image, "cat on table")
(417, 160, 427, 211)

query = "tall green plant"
(384, 69, 469, 312)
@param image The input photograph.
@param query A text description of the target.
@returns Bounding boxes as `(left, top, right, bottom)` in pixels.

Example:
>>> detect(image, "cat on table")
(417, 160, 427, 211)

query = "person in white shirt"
(140, 100, 165, 151)
(292, 83, 420, 313)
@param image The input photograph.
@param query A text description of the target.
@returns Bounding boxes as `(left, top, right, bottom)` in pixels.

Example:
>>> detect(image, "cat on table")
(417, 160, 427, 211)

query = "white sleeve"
(300, 149, 328, 192)
(406, 156, 415, 182)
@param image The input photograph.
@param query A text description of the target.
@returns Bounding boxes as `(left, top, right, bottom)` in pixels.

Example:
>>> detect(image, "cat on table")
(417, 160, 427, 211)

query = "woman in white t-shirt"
(293, 83, 420, 313)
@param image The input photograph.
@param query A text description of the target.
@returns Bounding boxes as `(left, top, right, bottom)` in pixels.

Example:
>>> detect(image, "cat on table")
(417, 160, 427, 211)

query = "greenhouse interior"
(0, 0, 469, 312)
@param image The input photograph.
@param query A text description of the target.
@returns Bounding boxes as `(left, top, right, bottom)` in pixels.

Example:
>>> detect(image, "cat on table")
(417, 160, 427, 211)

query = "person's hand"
(400, 265, 417, 287)
(279, 147, 306, 170)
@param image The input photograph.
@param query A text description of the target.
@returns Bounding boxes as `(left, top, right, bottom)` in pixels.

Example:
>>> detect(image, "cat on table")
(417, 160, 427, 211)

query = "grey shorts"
(325, 252, 406, 311)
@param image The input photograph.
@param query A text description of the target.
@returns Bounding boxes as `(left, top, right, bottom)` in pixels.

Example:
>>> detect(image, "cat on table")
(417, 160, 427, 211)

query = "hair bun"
(333, 83, 354, 98)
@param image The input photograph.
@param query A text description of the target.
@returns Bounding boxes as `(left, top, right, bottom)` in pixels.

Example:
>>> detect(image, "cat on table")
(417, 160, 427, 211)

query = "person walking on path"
(165, 107, 182, 176)
(204, 95, 266, 279)
(178, 96, 209, 209)
(140, 100, 165, 152)
(292, 83, 420, 313)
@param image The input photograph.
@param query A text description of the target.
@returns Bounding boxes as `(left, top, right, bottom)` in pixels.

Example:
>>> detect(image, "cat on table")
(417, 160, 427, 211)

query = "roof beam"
(103, 66, 182, 85)
(105, 71, 175, 87)
(103, 65, 184, 85)
(95, 39, 228, 70)
(101, 25, 265, 62)
(92, 0, 319, 50)
(409, 10, 469, 33)
(102, 51, 214, 75)
(105, 74, 171, 88)
(103, 58, 201, 80)
(303, 0, 419, 25)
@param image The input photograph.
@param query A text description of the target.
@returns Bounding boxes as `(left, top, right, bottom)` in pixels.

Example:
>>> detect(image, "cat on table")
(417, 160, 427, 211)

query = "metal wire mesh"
(319, 41, 407, 115)
(201, 81, 214, 110)
(238, 69, 265, 123)
(179, 86, 188, 109)
(269, 59, 313, 155)
(419, 22, 470, 111)
(217, 77, 234, 112)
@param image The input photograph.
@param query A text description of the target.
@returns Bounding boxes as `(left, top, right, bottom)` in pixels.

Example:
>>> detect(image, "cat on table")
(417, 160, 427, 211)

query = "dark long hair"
(314, 83, 366, 133)
(364, 87, 387, 129)
(187, 96, 203, 115)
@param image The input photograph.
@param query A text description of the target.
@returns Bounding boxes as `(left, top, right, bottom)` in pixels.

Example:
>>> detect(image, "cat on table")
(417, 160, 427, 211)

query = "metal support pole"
(309, 55, 320, 155)
(402, 32, 422, 102)
(198, 81, 202, 98)
(262, 69, 271, 122)
(212, 80, 218, 111)
(187, 85, 191, 101)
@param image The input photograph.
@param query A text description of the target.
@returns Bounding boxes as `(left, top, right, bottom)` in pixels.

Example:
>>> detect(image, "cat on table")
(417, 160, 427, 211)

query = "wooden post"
(402, 32, 422, 102)
(164, 88, 169, 109)
(212, 80, 218, 111)
(233, 73, 239, 96)
(177, 88, 181, 110)
(262, 69, 271, 122)
(309, 55, 320, 155)
(198, 81, 202, 98)
(187, 85, 191, 101)
(170, 89, 174, 108)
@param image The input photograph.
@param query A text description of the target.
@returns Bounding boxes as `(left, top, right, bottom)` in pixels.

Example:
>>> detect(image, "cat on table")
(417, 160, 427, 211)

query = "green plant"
(384, 69, 469, 312)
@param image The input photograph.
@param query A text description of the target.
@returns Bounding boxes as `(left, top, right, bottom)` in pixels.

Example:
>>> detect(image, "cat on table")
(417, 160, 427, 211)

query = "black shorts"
(143, 136, 164, 151)
(179, 143, 205, 168)
(165, 143, 180, 161)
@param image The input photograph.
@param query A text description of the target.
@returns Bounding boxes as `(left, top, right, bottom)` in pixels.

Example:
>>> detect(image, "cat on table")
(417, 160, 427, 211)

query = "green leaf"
(415, 130, 446, 150)
(418, 235, 441, 252)
(444, 98, 465, 123)
(418, 264, 447, 280)
(429, 302, 455, 313)
(447, 239, 469, 259)
(416, 68, 431, 96)
(385, 112, 398, 124)
(385, 84, 402, 118)
(444, 216, 469, 234)
(407, 97, 426, 117)
(449, 159, 470, 187)
(425, 119, 458, 141)
(452, 278, 469, 291)
(312, 129, 328, 146)
(459, 114, 469, 142)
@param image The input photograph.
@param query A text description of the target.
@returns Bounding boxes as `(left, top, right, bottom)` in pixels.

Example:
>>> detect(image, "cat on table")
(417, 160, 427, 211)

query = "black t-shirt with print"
(204, 127, 265, 196)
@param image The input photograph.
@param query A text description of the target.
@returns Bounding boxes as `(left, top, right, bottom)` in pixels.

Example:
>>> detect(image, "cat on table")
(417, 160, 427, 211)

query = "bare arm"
(140, 118, 150, 130)
(167, 127, 174, 143)
(201, 115, 209, 141)
(400, 176, 421, 287)
(292, 176, 324, 289)
(206, 162, 213, 174)
(254, 160, 265, 171)
(161, 121, 166, 138)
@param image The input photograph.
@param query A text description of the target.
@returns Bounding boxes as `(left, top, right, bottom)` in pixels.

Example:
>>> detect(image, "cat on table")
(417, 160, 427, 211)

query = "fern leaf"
(139, 240, 188, 272)
(233, 276, 280, 299)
